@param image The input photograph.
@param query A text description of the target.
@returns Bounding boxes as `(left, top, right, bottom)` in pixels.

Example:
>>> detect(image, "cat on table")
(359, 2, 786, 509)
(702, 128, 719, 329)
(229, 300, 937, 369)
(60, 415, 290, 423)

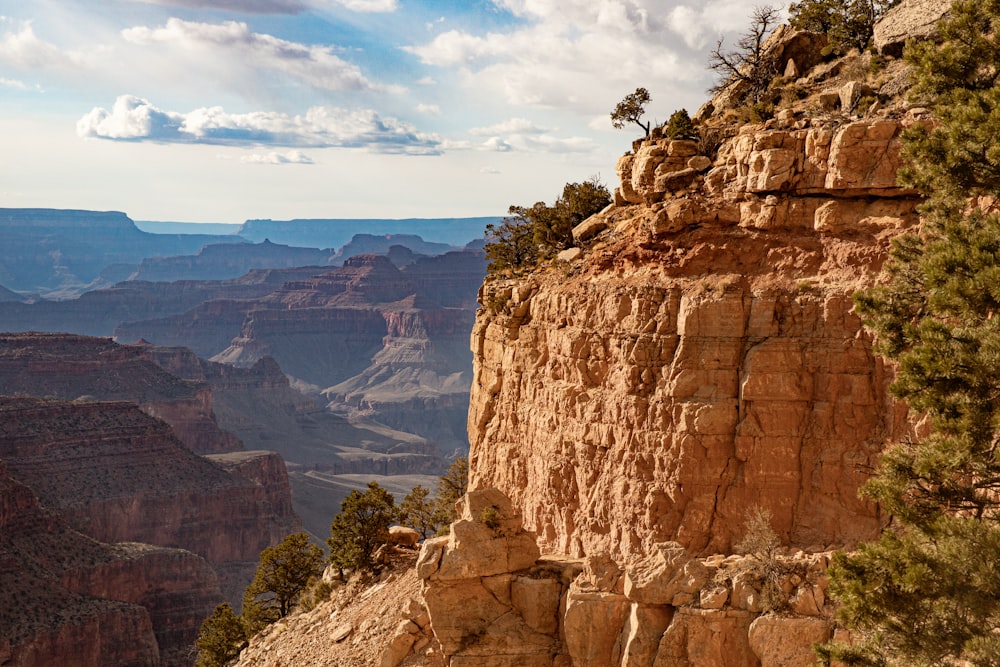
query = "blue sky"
(0, 0, 769, 223)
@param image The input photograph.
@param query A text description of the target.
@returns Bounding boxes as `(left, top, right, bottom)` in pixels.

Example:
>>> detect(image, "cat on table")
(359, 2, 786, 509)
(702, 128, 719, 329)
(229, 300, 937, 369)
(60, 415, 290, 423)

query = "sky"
(0, 0, 773, 223)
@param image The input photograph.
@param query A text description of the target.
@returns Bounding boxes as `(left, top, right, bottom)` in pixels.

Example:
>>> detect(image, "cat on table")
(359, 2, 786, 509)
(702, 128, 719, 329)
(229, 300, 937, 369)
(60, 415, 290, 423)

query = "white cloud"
(321, 0, 398, 11)
(241, 150, 314, 164)
(416, 103, 441, 115)
(0, 21, 97, 71)
(404, 0, 769, 117)
(122, 18, 375, 92)
(128, 0, 398, 11)
(77, 95, 441, 154)
(480, 166, 501, 174)
(127, 0, 309, 12)
(416, 76, 437, 86)
(470, 117, 548, 136)
(0, 77, 40, 91)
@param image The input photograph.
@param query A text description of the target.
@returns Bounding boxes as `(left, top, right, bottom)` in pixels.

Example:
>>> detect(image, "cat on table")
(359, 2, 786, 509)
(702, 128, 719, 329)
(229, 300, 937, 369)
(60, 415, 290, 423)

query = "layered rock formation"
(471, 108, 918, 560)
(0, 208, 239, 297)
(0, 456, 222, 666)
(419, 489, 837, 667)
(0, 332, 242, 454)
(0, 396, 299, 598)
(236, 217, 495, 248)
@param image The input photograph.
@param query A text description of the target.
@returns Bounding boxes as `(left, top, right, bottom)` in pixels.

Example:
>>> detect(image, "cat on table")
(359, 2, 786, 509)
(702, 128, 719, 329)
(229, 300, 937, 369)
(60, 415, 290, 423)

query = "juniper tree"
(242, 532, 324, 633)
(327, 481, 396, 573)
(194, 603, 247, 667)
(788, 0, 900, 54)
(820, 2, 1000, 664)
(610, 87, 652, 137)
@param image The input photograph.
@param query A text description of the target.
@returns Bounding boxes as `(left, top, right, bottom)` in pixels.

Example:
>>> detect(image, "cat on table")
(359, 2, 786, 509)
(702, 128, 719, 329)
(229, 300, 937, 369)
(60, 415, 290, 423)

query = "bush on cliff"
(484, 178, 610, 275)
(821, 2, 1000, 664)
(195, 603, 247, 667)
(328, 481, 397, 574)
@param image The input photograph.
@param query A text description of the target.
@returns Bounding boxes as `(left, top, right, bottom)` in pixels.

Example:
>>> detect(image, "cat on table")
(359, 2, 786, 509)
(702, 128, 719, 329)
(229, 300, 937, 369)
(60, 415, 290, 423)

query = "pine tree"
(433, 456, 468, 529)
(821, 2, 1000, 664)
(399, 485, 437, 539)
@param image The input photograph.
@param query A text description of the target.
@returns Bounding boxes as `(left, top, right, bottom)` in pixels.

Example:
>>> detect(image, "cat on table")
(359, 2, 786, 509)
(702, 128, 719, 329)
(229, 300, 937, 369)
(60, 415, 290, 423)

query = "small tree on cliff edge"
(610, 87, 652, 137)
(327, 481, 396, 574)
(708, 5, 781, 103)
(819, 2, 1000, 664)
(195, 603, 247, 667)
(242, 532, 324, 633)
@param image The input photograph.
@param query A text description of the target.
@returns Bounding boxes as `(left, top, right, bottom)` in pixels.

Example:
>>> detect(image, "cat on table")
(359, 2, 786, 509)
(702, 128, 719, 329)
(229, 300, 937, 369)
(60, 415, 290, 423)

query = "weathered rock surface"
(0, 396, 299, 607)
(873, 0, 952, 57)
(0, 332, 242, 454)
(470, 115, 919, 563)
(0, 458, 220, 666)
(419, 489, 837, 667)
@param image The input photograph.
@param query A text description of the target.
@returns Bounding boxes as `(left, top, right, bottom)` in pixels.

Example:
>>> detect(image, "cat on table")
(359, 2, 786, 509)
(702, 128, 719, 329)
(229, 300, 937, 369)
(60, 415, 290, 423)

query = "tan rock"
(511, 576, 562, 634)
(699, 586, 729, 610)
(380, 626, 418, 667)
(388, 525, 421, 547)
(839, 81, 875, 114)
(655, 608, 757, 667)
(873, 0, 953, 57)
(573, 216, 608, 243)
(621, 603, 673, 667)
(624, 542, 710, 605)
(748, 615, 832, 666)
(557, 247, 583, 263)
(564, 588, 630, 667)
(687, 155, 712, 172)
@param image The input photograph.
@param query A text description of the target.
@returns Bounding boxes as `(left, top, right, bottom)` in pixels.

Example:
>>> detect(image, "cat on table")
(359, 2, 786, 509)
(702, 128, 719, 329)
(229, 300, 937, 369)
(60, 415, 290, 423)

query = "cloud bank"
(122, 18, 376, 92)
(127, 0, 398, 12)
(77, 95, 441, 154)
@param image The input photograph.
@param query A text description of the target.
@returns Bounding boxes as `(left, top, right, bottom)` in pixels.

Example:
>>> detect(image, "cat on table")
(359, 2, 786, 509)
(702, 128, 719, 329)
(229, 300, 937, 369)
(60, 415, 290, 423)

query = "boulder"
(624, 542, 710, 605)
(873, 0, 953, 57)
(388, 525, 421, 547)
(748, 616, 832, 667)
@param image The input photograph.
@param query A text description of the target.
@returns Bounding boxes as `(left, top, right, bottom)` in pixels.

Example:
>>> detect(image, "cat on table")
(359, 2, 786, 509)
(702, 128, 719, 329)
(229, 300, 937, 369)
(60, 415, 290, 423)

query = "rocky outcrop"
(873, 0, 952, 57)
(235, 217, 494, 249)
(0, 396, 300, 606)
(418, 489, 835, 667)
(471, 110, 919, 563)
(0, 458, 221, 666)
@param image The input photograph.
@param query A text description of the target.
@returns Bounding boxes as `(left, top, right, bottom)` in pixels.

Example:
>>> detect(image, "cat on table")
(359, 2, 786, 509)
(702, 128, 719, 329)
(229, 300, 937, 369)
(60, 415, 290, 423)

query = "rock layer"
(470, 115, 919, 561)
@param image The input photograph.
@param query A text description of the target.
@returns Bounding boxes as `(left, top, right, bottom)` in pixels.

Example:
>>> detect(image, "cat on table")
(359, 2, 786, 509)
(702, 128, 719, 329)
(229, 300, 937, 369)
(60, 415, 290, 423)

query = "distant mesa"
(236, 216, 498, 249)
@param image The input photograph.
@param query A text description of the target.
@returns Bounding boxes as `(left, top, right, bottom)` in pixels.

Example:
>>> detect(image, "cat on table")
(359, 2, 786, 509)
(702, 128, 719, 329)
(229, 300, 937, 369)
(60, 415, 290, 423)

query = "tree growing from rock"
(399, 484, 437, 539)
(433, 455, 469, 529)
(242, 532, 324, 633)
(327, 481, 397, 573)
(611, 87, 652, 137)
(820, 2, 1000, 664)
(708, 5, 781, 103)
(664, 108, 695, 140)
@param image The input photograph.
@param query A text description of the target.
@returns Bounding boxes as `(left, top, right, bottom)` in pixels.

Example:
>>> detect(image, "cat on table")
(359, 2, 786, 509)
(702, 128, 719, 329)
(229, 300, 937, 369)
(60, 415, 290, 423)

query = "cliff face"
(469, 89, 921, 563)
(0, 458, 220, 667)
(0, 332, 242, 454)
(0, 396, 299, 607)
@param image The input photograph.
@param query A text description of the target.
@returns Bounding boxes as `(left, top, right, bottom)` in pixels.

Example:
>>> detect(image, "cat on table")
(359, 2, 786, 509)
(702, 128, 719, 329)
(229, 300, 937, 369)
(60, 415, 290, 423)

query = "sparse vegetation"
(242, 532, 325, 633)
(708, 6, 782, 103)
(327, 481, 397, 574)
(398, 484, 437, 539)
(484, 178, 610, 275)
(733, 506, 786, 612)
(788, 0, 900, 55)
(195, 603, 248, 667)
(664, 108, 695, 140)
(432, 455, 469, 530)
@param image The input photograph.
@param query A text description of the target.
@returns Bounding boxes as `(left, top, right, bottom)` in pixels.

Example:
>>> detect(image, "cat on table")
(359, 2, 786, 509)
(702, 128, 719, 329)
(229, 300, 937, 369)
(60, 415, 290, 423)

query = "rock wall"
(469, 114, 921, 563)
(0, 396, 300, 607)
(419, 489, 835, 667)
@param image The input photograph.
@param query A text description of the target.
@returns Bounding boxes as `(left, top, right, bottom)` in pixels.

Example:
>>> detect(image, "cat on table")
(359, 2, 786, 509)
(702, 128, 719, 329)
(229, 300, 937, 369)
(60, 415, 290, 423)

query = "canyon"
(234, 2, 955, 665)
